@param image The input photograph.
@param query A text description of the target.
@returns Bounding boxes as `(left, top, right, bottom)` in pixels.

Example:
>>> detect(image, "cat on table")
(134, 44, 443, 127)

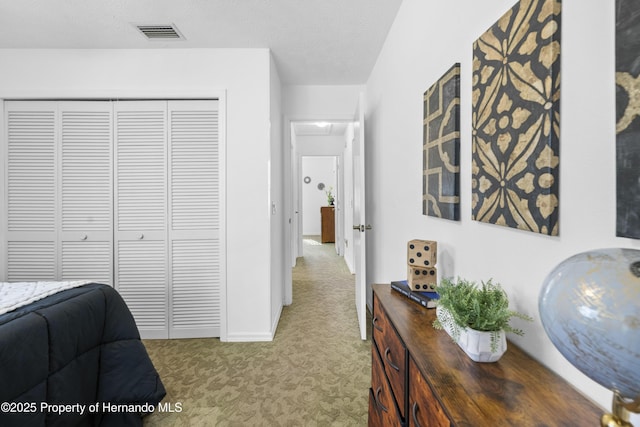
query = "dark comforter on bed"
(0, 283, 166, 427)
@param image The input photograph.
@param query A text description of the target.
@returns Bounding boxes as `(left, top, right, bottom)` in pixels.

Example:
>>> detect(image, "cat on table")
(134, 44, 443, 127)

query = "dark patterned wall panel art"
(471, 0, 561, 236)
(423, 63, 461, 220)
(616, 0, 640, 239)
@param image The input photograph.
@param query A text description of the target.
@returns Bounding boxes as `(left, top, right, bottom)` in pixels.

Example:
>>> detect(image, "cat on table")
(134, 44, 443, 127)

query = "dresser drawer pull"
(412, 402, 423, 427)
(384, 347, 400, 372)
(372, 316, 383, 332)
(375, 387, 388, 413)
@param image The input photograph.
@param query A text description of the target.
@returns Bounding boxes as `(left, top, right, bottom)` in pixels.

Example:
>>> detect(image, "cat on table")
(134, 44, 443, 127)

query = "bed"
(0, 282, 166, 427)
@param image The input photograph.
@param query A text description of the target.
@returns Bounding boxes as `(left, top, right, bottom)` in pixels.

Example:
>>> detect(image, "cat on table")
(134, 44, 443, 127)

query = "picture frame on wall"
(616, 0, 640, 239)
(423, 63, 461, 221)
(471, 0, 561, 236)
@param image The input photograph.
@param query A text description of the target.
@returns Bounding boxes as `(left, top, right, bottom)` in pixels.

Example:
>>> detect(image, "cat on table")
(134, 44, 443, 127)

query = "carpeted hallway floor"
(142, 236, 371, 426)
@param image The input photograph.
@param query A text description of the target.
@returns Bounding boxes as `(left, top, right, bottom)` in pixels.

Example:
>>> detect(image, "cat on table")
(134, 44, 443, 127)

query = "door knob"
(353, 224, 372, 232)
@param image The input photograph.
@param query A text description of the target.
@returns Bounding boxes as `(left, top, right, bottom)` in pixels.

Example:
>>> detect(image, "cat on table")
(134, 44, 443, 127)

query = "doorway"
(283, 93, 367, 340)
(285, 118, 354, 307)
(300, 155, 339, 253)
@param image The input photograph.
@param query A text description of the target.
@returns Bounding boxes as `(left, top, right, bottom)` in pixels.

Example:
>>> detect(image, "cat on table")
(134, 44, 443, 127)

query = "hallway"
(144, 235, 371, 426)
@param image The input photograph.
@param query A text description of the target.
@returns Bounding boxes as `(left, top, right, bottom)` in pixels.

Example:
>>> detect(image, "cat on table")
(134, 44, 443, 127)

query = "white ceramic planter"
(436, 306, 507, 363)
(456, 327, 506, 362)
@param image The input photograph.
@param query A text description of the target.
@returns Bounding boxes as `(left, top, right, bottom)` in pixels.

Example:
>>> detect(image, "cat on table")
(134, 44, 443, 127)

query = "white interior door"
(4, 101, 113, 284)
(167, 100, 220, 338)
(4, 101, 58, 281)
(59, 102, 113, 285)
(4, 99, 222, 340)
(353, 93, 368, 340)
(114, 101, 169, 339)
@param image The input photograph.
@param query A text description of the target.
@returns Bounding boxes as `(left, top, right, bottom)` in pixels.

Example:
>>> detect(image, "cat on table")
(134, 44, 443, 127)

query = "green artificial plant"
(433, 277, 533, 352)
(325, 186, 335, 205)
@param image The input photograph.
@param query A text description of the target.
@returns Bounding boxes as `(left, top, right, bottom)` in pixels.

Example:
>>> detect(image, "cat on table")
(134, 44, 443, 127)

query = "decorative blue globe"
(539, 248, 640, 400)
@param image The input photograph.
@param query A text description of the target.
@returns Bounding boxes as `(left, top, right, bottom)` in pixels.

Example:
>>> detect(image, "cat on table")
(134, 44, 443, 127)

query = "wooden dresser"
(321, 206, 335, 243)
(369, 284, 604, 426)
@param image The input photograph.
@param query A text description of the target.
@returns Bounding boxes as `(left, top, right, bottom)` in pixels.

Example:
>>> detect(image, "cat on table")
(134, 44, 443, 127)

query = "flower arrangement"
(432, 277, 533, 352)
(325, 186, 334, 205)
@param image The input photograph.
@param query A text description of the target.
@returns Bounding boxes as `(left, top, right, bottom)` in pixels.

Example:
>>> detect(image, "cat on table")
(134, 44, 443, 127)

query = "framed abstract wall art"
(616, 0, 640, 239)
(423, 63, 461, 220)
(471, 0, 561, 236)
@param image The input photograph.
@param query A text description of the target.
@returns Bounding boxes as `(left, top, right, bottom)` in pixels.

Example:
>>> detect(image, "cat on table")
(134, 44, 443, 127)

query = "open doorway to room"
(285, 119, 357, 305)
(284, 94, 367, 340)
(289, 120, 353, 267)
(300, 155, 339, 254)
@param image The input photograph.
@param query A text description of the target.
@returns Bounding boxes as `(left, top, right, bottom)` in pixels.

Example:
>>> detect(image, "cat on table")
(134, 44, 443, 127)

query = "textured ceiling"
(0, 0, 403, 85)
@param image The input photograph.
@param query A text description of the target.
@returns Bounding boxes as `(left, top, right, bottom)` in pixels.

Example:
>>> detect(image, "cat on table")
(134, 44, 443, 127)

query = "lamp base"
(601, 414, 633, 427)
(601, 392, 640, 427)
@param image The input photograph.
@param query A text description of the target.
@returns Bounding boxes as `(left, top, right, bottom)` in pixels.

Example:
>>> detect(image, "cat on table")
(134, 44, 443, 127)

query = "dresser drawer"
(372, 293, 407, 419)
(369, 345, 401, 426)
(408, 356, 451, 427)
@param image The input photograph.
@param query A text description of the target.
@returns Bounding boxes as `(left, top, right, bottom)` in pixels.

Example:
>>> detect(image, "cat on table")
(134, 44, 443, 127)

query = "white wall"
(269, 54, 285, 338)
(301, 156, 336, 235)
(0, 48, 276, 342)
(297, 134, 346, 155)
(365, 0, 639, 417)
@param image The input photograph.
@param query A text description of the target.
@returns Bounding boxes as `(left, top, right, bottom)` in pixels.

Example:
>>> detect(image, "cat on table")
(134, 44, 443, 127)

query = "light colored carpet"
(143, 235, 371, 426)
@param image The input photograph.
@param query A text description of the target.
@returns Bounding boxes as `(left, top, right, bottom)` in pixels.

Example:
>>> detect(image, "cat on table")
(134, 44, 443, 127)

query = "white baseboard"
(223, 304, 283, 342)
(224, 332, 274, 342)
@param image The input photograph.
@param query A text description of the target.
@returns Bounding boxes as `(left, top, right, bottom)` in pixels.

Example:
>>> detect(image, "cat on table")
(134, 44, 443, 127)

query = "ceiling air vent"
(135, 24, 185, 41)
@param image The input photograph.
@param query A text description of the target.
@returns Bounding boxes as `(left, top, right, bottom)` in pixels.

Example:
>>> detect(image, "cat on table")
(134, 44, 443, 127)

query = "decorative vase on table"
(436, 306, 507, 363)
(433, 277, 530, 363)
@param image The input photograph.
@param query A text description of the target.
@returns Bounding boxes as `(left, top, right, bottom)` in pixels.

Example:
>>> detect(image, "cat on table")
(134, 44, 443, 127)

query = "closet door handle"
(385, 347, 400, 372)
(81, 234, 88, 241)
(138, 233, 144, 240)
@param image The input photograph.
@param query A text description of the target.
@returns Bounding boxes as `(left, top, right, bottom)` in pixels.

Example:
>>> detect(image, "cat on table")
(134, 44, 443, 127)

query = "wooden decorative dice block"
(407, 239, 437, 267)
(407, 266, 437, 291)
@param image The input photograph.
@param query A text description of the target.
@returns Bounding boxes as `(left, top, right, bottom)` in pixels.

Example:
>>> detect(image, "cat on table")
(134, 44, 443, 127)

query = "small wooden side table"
(321, 206, 335, 243)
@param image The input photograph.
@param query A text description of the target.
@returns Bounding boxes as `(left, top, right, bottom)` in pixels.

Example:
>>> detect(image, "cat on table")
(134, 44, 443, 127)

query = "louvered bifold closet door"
(4, 102, 58, 281)
(114, 101, 168, 339)
(59, 102, 113, 285)
(168, 101, 220, 338)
